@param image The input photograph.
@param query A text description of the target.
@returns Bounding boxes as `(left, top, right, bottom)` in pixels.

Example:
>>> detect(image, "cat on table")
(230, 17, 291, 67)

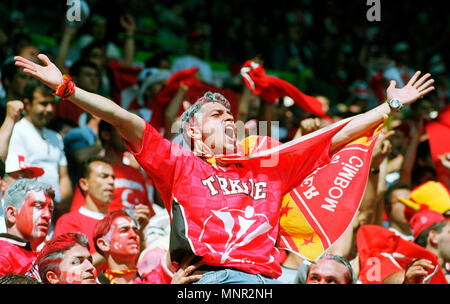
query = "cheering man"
(14, 53, 434, 283)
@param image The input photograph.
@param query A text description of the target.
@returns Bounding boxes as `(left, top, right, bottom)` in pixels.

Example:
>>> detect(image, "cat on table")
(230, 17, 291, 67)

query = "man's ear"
(46, 271, 60, 284)
(428, 230, 439, 247)
(5, 205, 18, 227)
(23, 98, 31, 109)
(186, 125, 202, 141)
(96, 237, 110, 254)
(79, 178, 89, 193)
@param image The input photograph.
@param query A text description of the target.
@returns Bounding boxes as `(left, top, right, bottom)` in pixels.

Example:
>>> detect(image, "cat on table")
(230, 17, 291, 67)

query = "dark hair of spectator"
(98, 119, 113, 146)
(69, 60, 101, 78)
(0, 273, 40, 284)
(23, 78, 53, 103)
(1, 58, 20, 85)
(93, 209, 135, 257)
(415, 220, 448, 247)
(80, 40, 107, 60)
(79, 155, 111, 181)
(384, 183, 412, 207)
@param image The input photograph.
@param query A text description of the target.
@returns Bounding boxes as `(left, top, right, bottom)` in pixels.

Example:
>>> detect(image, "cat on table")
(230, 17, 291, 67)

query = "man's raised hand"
(386, 71, 435, 107)
(14, 54, 63, 90)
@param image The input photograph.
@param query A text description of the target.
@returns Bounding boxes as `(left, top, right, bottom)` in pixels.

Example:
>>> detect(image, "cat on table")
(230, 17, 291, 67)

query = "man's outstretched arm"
(14, 54, 145, 153)
(329, 71, 435, 154)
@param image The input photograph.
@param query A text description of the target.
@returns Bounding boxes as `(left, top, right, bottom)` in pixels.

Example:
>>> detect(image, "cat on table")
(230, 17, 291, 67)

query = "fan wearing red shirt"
(0, 178, 54, 280)
(94, 209, 200, 284)
(69, 121, 155, 229)
(54, 156, 115, 270)
(15, 53, 435, 283)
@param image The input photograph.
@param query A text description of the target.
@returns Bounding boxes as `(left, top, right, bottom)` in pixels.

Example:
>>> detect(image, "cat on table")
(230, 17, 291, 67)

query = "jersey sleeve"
(125, 120, 192, 210)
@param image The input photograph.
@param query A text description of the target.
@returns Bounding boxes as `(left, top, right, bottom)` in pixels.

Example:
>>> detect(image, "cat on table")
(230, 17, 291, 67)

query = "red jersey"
(127, 121, 334, 278)
(0, 234, 38, 277)
(54, 207, 105, 254)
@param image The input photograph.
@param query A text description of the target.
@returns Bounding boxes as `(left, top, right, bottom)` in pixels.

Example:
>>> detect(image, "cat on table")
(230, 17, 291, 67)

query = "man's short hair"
(415, 220, 448, 247)
(180, 91, 231, 131)
(81, 40, 107, 60)
(37, 232, 90, 284)
(79, 156, 111, 180)
(179, 91, 231, 146)
(98, 120, 113, 146)
(384, 183, 412, 207)
(1, 58, 20, 86)
(69, 60, 101, 78)
(306, 253, 356, 284)
(23, 78, 53, 103)
(0, 273, 40, 284)
(92, 209, 137, 257)
(3, 178, 55, 211)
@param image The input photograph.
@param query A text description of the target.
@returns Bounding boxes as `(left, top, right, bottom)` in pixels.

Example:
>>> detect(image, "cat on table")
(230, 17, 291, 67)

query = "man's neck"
(24, 116, 43, 131)
(6, 228, 40, 251)
(389, 222, 412, 237)
(425, 245, 445, 269)
(106, 257, 138, 284)
(83, 196, 108, 214)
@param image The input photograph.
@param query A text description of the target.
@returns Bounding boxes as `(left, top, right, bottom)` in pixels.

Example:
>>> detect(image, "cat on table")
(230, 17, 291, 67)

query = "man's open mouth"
(224, 125, 236, 140)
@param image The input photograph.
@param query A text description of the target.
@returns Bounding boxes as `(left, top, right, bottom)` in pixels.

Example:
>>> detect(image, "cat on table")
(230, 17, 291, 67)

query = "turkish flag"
(240, 60, 332, 121)
(357, 224, 448, 284)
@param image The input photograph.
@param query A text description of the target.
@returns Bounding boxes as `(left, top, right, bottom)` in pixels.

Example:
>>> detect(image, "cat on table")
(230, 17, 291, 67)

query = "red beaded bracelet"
(52, 74, 76, 100)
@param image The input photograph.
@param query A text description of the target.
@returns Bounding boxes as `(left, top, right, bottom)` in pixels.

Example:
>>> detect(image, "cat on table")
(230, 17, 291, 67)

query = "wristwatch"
(386, 98, 403, 112)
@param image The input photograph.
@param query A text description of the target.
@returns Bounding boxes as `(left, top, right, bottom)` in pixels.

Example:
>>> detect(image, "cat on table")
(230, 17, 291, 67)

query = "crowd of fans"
(0, 1, 449, 285)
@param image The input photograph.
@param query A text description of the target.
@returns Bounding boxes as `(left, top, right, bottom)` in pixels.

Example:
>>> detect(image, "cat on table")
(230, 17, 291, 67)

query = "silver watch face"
(389, 98, 402, 109)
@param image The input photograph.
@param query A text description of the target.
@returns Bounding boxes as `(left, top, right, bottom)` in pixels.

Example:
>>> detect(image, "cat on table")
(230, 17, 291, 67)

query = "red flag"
(228, 119, 381, 262)
(108, 59, 143, 106)
(155, 67, 239, 118)
(357, 224, 448, 284)
(425, 104, 450, 190)
(240, 60, 332, 121)
(276, 123, 381, 261)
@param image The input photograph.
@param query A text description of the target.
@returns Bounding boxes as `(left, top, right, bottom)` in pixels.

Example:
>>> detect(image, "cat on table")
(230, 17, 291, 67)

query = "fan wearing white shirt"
(5, 79, 73, 221)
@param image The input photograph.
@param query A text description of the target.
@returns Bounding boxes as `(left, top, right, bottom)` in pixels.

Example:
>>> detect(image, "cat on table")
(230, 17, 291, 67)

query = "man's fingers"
(417, 79, 434, 92)
(420, 86, 435, 96)
(407, 71, 421, 86)
(14, 56, 34, 66)
(15, 59, 35, 71)
(413, 73, 431, 88)
(37, 53, 51, 66)
(22, 68, 39, 79)
(388, 80, 397, 89)
(183, 275, 202, 283)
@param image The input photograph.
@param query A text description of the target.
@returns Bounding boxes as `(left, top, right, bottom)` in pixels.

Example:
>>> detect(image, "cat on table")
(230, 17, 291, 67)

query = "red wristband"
(52, 74, 76, 100)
